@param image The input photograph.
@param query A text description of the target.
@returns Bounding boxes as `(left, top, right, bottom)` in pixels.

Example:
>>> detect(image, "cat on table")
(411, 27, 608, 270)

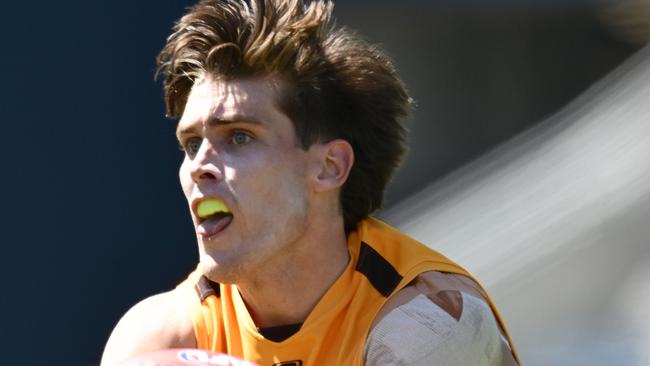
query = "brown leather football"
(116, 349, 258, 366)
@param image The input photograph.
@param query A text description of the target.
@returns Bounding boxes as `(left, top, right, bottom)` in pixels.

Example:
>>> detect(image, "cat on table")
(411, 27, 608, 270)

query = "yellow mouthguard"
(196, 199, 230, 219)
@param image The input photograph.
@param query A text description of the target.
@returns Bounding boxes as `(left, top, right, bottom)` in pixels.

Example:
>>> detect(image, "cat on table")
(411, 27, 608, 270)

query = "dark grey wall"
(335, 1, 639, 204)
(1, 1, 198, 364)
(0, 1, 638, 365)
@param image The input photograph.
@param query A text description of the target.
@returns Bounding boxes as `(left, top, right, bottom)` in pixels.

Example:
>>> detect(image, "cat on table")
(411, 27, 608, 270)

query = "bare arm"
(365, 271, 518, 366)
(100, 288, 196, 366)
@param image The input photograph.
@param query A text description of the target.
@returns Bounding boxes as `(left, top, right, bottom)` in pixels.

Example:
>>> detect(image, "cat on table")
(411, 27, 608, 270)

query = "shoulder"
(101, 288, 196, 366)
(364, 271, 518, 366)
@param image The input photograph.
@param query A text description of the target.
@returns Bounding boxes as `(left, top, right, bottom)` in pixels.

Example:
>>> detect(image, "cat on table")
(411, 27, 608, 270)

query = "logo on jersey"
(272, 361, 303, 366)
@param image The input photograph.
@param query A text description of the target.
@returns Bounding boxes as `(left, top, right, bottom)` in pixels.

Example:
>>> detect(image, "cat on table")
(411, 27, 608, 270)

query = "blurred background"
(1, 0, 648, 364)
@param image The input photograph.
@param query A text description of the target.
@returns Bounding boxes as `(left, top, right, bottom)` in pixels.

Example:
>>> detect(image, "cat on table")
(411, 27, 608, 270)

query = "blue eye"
(185, 138, 202, 155)
(232, 131, 252, 145)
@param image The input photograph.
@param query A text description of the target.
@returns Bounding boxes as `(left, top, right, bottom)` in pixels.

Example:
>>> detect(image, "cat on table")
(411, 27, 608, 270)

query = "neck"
(236, 218, 350, 328)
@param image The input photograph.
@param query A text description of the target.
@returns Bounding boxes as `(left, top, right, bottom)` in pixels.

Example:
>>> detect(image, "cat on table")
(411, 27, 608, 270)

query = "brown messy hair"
(157, 0, 412, 232)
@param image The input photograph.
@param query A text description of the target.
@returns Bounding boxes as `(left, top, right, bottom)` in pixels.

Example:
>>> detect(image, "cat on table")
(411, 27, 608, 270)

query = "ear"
(311, 139, 354, 193)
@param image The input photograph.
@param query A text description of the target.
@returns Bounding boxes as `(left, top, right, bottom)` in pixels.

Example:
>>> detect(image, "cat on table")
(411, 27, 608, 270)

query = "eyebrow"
(176, 115, 264, 138)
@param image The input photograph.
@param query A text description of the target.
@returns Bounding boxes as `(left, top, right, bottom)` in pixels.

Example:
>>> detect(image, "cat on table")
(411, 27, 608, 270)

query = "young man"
(102, 0, 519, 365)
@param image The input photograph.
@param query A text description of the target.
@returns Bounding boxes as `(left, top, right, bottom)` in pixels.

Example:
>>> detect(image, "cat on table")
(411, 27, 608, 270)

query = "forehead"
(178, 77, 289, 130)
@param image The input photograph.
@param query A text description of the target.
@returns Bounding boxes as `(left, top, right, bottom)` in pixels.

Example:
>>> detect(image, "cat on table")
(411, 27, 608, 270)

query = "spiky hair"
(157, 0, 412, 232)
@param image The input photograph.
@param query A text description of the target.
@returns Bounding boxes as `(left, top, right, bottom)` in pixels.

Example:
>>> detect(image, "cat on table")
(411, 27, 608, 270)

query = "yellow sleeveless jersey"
(177, 217, 518, 365)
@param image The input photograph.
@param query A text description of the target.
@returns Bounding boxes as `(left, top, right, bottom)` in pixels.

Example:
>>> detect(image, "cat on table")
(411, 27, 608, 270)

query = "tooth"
(197, 198, 230, 219)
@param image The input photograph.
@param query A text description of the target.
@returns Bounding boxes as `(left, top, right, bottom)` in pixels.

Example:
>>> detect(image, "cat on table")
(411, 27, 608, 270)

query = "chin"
(198, 253, 245, 284)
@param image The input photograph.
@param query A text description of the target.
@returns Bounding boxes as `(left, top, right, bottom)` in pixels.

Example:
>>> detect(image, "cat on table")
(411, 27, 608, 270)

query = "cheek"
(179, 160, 193, 198)
(226, 147, 311, 204)
(256, 158, 309, 208)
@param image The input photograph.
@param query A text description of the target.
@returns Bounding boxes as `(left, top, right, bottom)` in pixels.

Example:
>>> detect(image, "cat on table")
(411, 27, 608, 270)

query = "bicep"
(101, 290, 196, 366)
(364, 292, 516, 366)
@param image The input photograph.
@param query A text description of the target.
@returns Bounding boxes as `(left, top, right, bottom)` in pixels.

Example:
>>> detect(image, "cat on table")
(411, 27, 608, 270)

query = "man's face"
(177, 77, 316, 282)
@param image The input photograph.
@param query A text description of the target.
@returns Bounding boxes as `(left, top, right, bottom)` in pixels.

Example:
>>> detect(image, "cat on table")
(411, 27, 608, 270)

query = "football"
(116, 349, 258, 366)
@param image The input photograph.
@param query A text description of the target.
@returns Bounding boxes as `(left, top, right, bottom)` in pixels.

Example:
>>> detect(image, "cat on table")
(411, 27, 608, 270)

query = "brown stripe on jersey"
(356, 242, 403, 297)
(195, 275, 221, 301)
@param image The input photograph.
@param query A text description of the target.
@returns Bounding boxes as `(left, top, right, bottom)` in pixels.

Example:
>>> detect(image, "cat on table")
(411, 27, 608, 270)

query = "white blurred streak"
(382, 46, 650, 365)
(616, 261, 650, 365)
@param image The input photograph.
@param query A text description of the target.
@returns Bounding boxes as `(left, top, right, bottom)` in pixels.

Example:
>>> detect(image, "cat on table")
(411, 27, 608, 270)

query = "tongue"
(197, 213, 233, 238)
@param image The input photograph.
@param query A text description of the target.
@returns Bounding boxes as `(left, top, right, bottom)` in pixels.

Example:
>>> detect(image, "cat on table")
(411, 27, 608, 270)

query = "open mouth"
(194, 198, 233, 238)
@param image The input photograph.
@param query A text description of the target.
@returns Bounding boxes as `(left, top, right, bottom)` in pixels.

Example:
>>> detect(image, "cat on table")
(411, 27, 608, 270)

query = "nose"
(189, 138, 224, 183)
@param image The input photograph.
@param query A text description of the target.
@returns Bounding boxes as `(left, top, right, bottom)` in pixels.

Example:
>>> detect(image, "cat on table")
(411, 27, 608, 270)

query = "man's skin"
(101, 76, 354, 365)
